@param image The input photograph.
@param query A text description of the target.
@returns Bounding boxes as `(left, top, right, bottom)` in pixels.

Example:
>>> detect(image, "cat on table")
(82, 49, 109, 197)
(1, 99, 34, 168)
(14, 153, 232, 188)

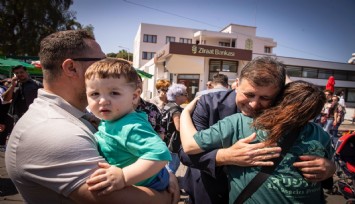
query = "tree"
(0, 0, 83, 56)
(106, 53, 117, 58)
(116, 50, 133, 62)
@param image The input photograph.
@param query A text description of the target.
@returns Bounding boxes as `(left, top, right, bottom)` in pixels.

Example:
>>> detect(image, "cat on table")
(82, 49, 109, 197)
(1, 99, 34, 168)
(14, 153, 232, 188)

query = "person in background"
(5, 29, 179, 204)
(178, 56, 336, 204)
(163, 83, 188, 174)
(321, 90, 336, 135)
(135, 75, 166, 139)
(149, 79, 171, 112)
(180, 80, 332, 203)
(330, 95, 346, 139)
(195, 73, 229, 97)
(2, 65, 42, 123)
(0, 79, 13, 152)
(206, 81, 214, 89)
(85, 58, 171, 193)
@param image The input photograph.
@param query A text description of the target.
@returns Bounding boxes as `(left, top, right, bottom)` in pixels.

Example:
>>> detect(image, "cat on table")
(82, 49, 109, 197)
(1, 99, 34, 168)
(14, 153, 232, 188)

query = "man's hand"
(167, 172, 180, 204)
(86, 162, 126, 196)
(293, 155, 335, 182)
(216, 133, 281, 166)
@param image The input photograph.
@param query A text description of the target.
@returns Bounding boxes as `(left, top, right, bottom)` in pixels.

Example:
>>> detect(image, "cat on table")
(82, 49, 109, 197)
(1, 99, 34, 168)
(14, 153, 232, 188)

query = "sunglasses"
(72, 57, 106, 61)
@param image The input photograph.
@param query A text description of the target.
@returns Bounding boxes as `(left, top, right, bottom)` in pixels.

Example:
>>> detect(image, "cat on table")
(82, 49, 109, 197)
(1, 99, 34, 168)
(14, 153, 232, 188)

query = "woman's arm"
(180, 97, 204, 154)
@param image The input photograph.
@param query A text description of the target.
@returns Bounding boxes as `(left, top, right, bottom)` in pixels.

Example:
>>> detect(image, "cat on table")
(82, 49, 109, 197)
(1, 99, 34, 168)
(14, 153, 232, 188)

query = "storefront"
(141, 42, 252, 100)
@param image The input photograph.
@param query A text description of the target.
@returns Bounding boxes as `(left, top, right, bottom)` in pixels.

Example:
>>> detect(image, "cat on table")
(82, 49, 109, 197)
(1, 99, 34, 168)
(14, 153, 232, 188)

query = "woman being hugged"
(180, 80, 333, 203)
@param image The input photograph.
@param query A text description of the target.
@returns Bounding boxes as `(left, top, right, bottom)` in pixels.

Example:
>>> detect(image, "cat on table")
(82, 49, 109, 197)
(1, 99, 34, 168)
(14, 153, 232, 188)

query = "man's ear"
(61, 59, 78, 78)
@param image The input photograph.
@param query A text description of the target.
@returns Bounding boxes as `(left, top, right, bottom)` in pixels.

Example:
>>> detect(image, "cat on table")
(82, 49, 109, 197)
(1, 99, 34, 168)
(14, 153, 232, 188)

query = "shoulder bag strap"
(234, 128, 301, 204)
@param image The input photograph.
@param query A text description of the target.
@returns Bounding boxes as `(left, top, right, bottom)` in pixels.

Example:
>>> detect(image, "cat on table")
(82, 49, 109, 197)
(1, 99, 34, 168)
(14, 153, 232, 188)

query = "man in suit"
(179, 56, 336, 204)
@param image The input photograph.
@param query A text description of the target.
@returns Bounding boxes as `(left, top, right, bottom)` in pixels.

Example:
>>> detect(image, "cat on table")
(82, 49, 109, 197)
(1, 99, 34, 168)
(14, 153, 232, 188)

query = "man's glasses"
(179, 93, 188, 97)
(206, 83, 212, 86)
(72, 57, 106, 61)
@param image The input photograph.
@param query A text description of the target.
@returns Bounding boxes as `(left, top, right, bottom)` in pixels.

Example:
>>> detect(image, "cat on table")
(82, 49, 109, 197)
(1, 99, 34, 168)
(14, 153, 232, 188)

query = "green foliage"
(116, 50, 133, 61)
(106, 53, 117, 58)
(0, 0, 84, 56)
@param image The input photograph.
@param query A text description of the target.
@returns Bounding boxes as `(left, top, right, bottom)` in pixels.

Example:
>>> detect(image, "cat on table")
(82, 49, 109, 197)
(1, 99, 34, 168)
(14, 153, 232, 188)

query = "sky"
(71, 0, 355, 63)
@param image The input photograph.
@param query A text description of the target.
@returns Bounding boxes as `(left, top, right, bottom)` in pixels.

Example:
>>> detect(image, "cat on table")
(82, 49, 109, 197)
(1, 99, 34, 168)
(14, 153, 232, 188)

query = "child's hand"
(184, 96, 200, 114)
(86, 162, 126, 196)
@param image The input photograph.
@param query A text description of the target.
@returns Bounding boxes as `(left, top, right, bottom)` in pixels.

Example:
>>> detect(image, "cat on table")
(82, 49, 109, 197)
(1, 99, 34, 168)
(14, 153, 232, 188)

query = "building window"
(208, 59, 238, 80)
(334, 70, 348, 81)
(166, 36, 175, 44)
(219, 42, 230, 47)
(179, 38, 192, 44)
(347, 88, 355, 102)
(318, 69, 333, 79)
(245, 39, 253, 50)
(302, 67, 318, 78)
(143, 34, 157, 43)
(142, 52, 155, 60)
(264, 46, 271, 53)
(286, 66, 302, 77)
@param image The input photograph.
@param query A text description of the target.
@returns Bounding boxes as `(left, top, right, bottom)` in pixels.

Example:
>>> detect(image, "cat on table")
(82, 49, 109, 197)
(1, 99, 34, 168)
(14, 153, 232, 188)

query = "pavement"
(1, 120, 355, 203)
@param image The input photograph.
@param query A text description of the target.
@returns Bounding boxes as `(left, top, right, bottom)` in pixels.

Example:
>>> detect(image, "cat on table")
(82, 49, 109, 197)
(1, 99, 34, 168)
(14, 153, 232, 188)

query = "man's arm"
(178, 96, 219, 176)
(70, 181, 172, 204)
(2, 76, 17, 102)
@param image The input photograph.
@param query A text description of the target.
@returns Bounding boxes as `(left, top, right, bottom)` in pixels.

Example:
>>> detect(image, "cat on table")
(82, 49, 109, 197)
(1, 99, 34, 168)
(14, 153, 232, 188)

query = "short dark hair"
(12, 65, 26, 72)
(212, 73, 229, 87)
(240, 56, 286, 90)
(39, 30, 95, 81)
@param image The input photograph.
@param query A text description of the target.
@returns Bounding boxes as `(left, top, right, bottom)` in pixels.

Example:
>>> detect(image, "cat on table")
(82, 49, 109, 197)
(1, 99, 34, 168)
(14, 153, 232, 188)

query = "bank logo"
(192, 45, 197, 54)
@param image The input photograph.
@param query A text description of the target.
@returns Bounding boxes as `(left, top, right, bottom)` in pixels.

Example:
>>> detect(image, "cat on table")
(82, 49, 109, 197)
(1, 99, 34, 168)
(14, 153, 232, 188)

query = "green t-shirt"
(95, 111, 171, 186)
(194, 113, 333, 204)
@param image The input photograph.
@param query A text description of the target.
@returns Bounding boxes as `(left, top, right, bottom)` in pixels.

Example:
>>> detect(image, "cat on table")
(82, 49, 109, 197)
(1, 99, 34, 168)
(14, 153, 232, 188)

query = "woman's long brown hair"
(252, 80, 326, 145)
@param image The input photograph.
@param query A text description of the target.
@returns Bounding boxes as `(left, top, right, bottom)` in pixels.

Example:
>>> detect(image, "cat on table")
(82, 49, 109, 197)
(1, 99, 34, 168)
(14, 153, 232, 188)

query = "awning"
(0, 58, 42, 77)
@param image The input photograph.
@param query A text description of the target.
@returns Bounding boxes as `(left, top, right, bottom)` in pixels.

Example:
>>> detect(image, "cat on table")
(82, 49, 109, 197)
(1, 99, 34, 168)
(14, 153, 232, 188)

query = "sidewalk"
(1, 120, 354, 203)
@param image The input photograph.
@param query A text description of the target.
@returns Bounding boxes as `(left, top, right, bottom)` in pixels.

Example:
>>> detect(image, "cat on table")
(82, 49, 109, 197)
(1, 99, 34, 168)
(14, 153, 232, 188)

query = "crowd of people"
(0, 29, 347, 203)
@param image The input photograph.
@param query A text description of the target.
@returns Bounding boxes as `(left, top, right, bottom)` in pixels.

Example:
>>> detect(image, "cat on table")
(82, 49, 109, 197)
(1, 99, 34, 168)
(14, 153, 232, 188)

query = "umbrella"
(0, 58, 42, 77)
(135, 68, 153, 79)
(0, 58, 35, 68)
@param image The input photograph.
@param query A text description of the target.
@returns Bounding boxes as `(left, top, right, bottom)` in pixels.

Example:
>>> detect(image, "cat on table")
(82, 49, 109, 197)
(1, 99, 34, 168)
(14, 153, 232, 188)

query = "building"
(133, 22, 355, 108)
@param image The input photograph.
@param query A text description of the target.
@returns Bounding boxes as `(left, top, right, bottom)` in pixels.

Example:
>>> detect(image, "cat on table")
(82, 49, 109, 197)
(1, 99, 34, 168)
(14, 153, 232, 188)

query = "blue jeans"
(166, 153, 180, 174)
(323, 118, 334, 135)
(146, 167, 169, 191)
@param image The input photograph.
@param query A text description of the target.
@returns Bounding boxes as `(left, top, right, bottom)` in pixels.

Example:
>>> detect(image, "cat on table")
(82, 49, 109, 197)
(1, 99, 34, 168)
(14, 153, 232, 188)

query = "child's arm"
(180, 97, 204, 154)
(122, 159, 167, 186)
(87, 160, 167, 195)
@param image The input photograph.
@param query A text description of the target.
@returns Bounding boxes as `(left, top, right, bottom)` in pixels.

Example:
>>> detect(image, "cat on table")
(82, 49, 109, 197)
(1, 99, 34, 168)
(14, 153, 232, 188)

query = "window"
(264, 46, 271, 53)
(179, 38, 192, 44)
(334, 70, 348, 81)
(286, 66, 302, 77)
(222, 61, 237, 72)
(347, 89, 355, 102)
(166, 36, 175, 44)
(318, 69, 333, 79)
(208, 59, 238, 80)
(245, 39, 253, 50)
(143, 34, 157, 43)
(142, 52, 155, 60)
(219, 42, 230, 47)
(302, 67, 318, 78)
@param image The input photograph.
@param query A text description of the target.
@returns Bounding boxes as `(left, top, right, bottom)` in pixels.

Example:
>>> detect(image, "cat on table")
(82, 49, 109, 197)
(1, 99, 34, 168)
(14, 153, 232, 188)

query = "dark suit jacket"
(179, 90, 239, 204)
